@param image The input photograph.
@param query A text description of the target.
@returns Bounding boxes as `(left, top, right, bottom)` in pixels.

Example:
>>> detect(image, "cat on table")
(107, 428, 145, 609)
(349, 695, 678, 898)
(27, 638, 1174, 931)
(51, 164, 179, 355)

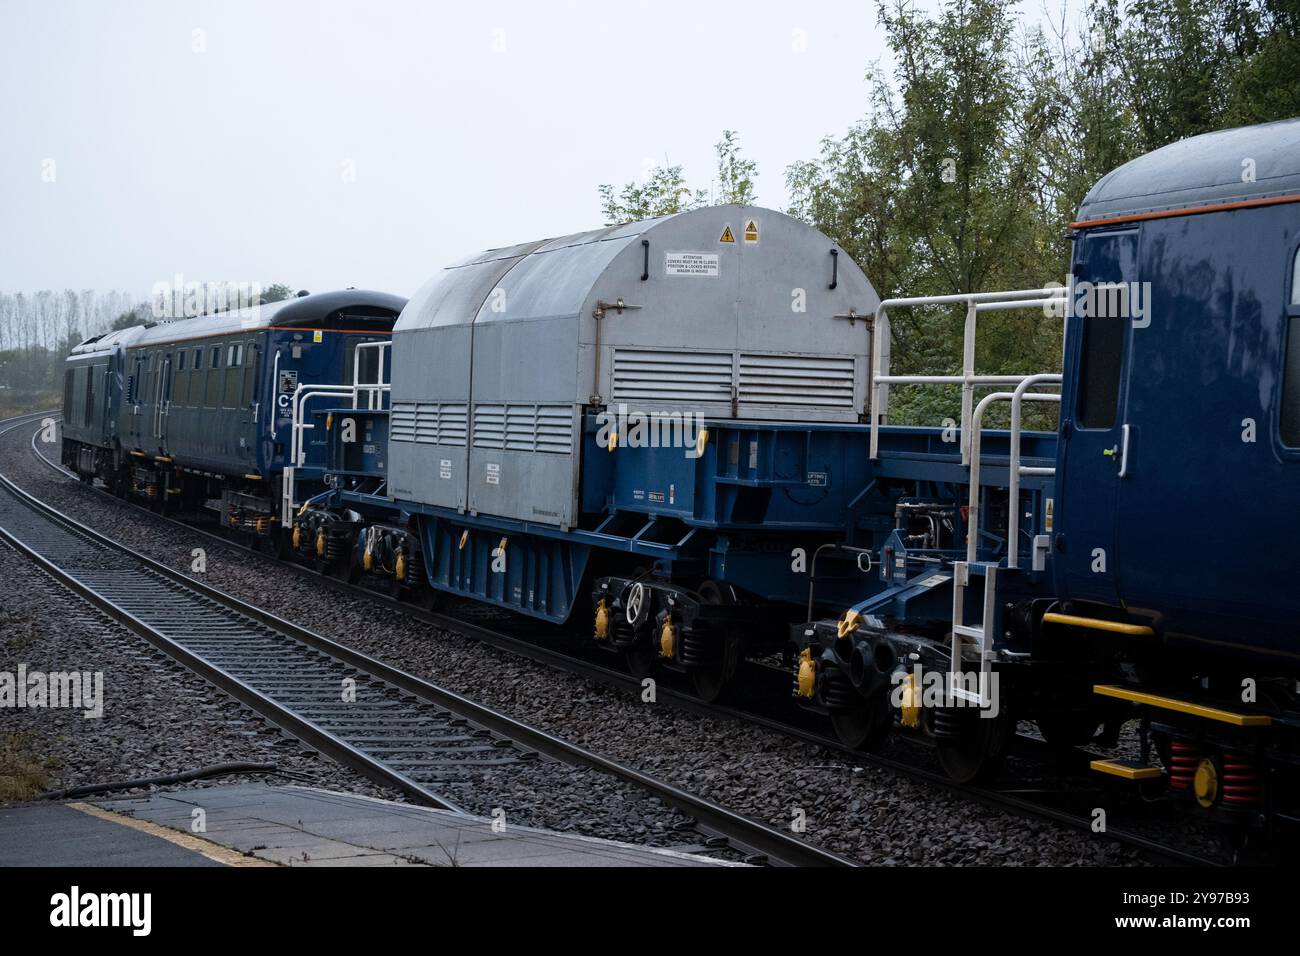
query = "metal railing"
(868, 288, 1066, 462)
(280, 341, 392, 525)
(866, 289, 1067, 702)
(964, 378, 1062, 565)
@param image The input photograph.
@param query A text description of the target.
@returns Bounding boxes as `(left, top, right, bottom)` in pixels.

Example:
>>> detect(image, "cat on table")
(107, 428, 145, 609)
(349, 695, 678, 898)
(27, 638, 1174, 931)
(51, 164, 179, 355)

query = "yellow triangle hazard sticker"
(719, 225, 735, 243)
(743, 220, 759, 242)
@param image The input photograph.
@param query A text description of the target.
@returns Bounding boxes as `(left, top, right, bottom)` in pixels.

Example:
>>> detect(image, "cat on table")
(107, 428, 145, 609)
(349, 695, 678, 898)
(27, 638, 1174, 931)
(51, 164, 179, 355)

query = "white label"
(439, 457, 451, 480)
(486, 462, 500, 485)
(918, 574, 951, 589)
(665, 252, 720, 277)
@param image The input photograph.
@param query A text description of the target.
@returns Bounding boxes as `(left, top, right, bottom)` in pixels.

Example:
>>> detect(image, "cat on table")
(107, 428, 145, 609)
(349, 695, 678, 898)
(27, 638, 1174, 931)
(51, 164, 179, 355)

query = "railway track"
(0, 414, 852, 867)
(15, 413, 1221, 866)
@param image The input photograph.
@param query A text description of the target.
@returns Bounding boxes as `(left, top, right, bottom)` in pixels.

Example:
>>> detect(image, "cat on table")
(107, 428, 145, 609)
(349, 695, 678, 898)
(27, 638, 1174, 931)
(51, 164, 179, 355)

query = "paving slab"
(3, 784, 743, 867)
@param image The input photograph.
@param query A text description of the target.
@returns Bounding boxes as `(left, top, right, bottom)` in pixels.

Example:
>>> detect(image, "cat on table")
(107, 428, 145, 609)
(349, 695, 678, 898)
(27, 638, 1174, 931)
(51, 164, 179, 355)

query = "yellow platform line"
(1042, 612, 1153, 636)
(68, 802, 277, 867)
(1093, 684, 1272, 727)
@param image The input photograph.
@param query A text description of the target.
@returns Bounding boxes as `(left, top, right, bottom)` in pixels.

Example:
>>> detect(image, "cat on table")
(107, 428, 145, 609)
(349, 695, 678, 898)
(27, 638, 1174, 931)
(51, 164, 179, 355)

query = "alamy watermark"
(595, 403, 707, 459)
(0, 665, 103, 718)
(889, 663, 1001, 719)
(150, 274, 262, 321)
(1043, 279, 1152, 328)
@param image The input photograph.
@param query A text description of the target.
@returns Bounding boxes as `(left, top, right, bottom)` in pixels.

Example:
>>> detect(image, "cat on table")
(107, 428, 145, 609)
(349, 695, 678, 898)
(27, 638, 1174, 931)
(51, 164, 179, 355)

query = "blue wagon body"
(62, 290, 404, 532)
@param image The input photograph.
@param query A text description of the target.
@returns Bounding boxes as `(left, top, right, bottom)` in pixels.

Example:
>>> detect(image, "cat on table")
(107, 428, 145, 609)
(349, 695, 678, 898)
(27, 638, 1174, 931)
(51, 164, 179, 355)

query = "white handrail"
(965, 388, 1061, 564)
(868, 288, 1066, 461)
(1007, 373, 1063, 566)
(281, 340, 394, 525)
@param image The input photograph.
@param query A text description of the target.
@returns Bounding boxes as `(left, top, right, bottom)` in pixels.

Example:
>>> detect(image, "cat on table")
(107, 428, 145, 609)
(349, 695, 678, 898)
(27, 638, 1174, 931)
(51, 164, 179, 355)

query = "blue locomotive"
(62, 289, 404, 542)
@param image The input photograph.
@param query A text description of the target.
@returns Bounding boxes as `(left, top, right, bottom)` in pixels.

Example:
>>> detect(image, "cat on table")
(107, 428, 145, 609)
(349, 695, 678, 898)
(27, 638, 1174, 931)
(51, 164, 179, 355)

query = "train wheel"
(624, 639, 655, 681)
(689, 581, 740, 703)
(414, 586, 443, 612)
(935, 709, 1013, 784)
(331, 549, 359, 584)
(831, 697, 893, 752)
(691, 633, 741, 703)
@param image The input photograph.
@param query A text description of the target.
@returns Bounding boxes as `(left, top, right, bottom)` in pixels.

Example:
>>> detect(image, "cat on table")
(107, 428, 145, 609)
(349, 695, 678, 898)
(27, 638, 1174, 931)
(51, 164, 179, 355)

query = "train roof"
(396, 205, 877, 333)
(68, 324, 147, 356)
(1075, 116, 1300, 226)
(71, 289, 407, 354)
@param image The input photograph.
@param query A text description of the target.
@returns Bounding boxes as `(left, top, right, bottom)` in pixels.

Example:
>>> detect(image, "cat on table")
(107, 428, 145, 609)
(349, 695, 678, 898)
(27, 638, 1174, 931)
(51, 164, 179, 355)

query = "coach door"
(154, 352, 172, 448)
(1054, 229, 1138, 608)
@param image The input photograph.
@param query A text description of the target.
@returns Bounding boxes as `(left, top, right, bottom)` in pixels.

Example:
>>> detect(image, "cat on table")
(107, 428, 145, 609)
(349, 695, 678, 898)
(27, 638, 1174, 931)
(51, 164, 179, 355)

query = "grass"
(1, 610, 39, 653)
(0, 734, 51, 804)
(0, 392, 60, 420)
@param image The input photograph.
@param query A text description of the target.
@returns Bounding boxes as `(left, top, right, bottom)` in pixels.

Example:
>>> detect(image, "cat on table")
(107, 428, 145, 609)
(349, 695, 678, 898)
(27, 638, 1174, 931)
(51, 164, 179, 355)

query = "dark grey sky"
(1, 1, 1011, 300)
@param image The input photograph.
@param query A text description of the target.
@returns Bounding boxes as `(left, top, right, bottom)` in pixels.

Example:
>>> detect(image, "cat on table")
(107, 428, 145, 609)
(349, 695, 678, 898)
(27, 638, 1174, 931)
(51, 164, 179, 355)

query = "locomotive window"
(211, 346, 221, 369)
(84, 366, 96, 428)
(224, 352, 241, 407)
(348, 340, 381, 385)
(205, 355, 221, 407)
(242, 340, 256, 404)
(1076, 314, 1125, 428)
(193, 347, 203, 370)
(71, 366, 85, 426)
(1292, 247, 1300, 305)
(63, 369, 74, 422)
(177, 351, 186, 371)
(1283, 318, 1300, 446)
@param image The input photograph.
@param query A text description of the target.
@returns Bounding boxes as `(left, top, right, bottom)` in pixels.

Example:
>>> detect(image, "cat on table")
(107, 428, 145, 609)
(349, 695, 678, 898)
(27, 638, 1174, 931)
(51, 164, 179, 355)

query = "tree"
(598, 163, 707, 225)
(597, 131, 761, 225)
(111, 308, 148, 331)
(258, 283, 295, 305)
(715, 130, 757, 204)
(789, 0, 1062, 426)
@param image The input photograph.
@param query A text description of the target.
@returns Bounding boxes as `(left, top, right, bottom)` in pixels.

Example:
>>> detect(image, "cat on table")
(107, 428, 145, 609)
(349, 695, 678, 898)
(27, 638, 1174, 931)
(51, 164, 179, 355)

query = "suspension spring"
(1167, 739, 1198, 792)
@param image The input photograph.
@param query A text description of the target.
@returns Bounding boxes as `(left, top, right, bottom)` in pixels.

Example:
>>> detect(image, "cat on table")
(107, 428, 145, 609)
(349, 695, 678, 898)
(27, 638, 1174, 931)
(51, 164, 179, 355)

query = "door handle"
(1118, 423, 1131, 477)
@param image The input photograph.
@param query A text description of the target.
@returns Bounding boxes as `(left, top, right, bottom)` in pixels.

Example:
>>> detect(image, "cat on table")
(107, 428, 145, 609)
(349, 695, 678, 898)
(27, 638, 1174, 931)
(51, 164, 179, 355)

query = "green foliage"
(111, 308, 147, 331)
(598, 131, 761, 225)
(714, 130, 757, 205)
(598, 164, 708, 225)
(258, 283, 295, 305)
(787, 0, 1298, 427)
(790, 0, 1063, 427)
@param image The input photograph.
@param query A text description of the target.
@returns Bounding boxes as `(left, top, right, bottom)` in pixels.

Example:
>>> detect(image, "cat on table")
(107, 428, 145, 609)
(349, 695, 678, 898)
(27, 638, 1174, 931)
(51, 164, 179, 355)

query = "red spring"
(1220, 752, 1260, 808)
(1167, 740, 1198, 791)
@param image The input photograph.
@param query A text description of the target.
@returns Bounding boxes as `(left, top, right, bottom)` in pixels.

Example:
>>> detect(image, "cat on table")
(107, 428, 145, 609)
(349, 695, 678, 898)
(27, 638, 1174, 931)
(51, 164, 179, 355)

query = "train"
(63, 117, 1300, 833)
(61, 289, 405, 542)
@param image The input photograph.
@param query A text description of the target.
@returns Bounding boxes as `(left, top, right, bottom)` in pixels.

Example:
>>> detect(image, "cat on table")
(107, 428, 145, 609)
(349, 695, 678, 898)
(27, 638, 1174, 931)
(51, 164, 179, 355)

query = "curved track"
(17, 413, 1221, 865)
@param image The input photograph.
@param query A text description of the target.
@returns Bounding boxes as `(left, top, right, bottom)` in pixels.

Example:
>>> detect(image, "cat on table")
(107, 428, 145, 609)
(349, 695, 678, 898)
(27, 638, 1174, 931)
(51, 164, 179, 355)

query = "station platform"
(0, 783, 739, 867)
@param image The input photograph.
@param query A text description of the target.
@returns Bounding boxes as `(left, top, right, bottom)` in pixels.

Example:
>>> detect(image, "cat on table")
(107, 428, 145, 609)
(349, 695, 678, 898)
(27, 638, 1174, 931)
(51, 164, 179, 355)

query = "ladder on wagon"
(867, 286, 1067, 706)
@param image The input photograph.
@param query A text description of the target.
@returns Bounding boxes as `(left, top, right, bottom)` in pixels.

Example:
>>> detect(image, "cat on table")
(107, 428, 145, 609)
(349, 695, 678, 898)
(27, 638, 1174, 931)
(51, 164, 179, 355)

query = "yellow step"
(1093, 684, 1272, 727)
(1090, 758, 1163, 781)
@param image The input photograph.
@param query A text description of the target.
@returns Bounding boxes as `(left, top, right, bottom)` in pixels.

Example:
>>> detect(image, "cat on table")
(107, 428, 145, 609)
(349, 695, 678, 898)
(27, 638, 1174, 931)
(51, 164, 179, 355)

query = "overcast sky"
(0, 0, 1049, 301)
